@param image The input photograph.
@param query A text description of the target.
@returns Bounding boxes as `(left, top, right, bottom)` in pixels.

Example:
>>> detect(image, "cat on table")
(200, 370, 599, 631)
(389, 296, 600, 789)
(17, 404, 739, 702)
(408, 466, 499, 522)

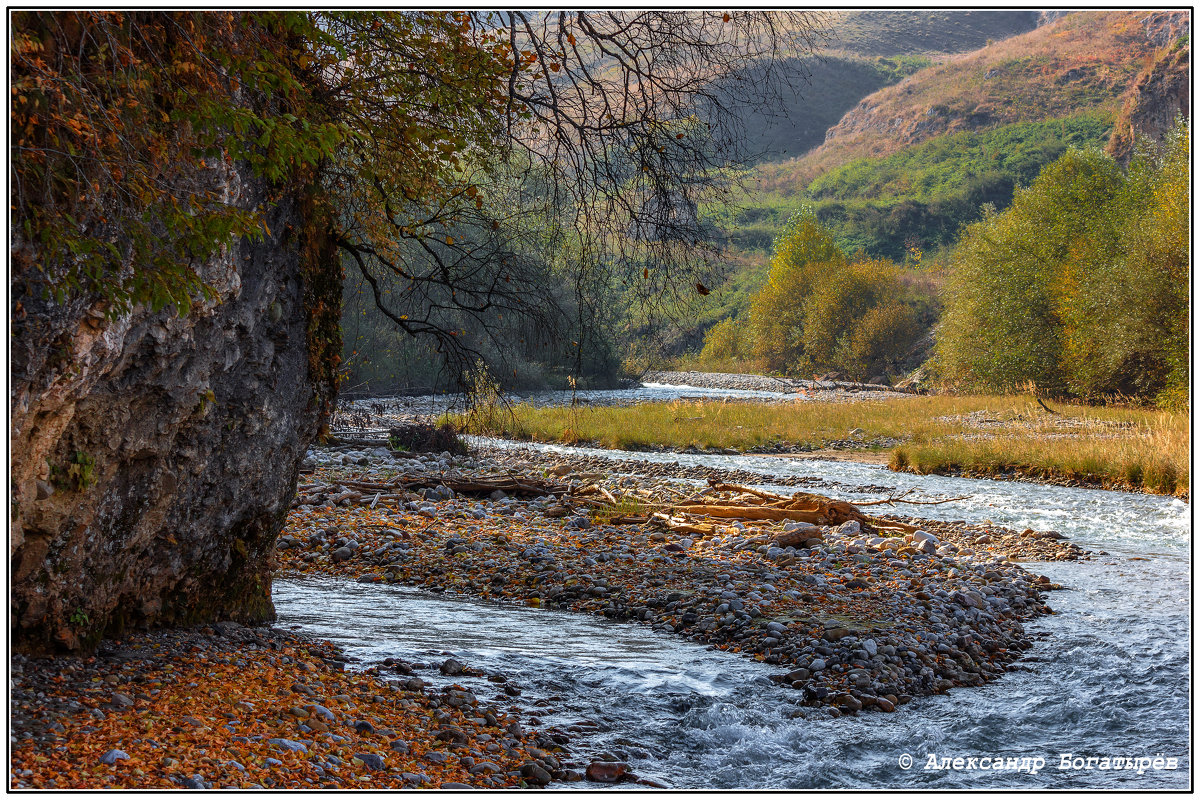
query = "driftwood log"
(670, 482, 920, 534)
(295, 469, 963, 540)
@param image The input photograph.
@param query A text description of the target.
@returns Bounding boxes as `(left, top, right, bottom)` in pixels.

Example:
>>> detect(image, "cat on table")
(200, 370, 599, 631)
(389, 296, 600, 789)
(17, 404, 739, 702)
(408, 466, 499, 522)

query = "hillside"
(723, 9, 1185, 259)
(741, 9, 1040, 161)
(673, 8, 1190, 364)
(767, 10, 1170, 185)
(1107, 10, 1191, 163)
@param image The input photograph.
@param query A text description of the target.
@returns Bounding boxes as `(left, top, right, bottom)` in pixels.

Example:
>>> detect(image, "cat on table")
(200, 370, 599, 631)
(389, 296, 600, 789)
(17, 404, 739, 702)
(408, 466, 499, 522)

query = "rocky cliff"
(1106, 11, 1191, 164)
(10, 164, 340, 653)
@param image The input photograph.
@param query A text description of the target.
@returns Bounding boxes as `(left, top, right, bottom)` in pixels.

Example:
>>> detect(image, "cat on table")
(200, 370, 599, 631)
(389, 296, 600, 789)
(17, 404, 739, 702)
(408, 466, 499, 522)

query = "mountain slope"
(770, 9, 1172, 185)
(741, 9, 1041, 161)
(1107, 11, 1191, 163)
(675, 9, 1189, 363)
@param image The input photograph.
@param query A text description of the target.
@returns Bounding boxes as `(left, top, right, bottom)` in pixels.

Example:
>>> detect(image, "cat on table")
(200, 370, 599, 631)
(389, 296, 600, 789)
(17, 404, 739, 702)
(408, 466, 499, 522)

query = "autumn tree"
(12, 10, 827, 391)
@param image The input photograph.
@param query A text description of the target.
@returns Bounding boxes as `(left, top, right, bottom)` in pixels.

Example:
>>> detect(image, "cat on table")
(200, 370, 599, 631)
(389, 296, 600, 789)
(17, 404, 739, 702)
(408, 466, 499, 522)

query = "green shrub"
(801, 258, 898, 371)
(747, 210, 845, 373)
(938, 119, 1189, 403)
(698, 317, 749, 362)
(849, 300, 923, 377)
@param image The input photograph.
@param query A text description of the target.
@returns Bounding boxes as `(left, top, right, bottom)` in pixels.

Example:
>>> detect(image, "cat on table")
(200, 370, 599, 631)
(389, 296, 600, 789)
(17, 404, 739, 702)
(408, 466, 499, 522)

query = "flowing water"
(280, 399, 1190, 789)
(338, 380, 814, 431)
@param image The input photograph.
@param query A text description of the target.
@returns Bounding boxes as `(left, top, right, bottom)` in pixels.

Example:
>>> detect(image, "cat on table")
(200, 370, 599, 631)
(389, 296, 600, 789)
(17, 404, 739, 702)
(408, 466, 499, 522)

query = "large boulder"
(10, 168, 340, 653)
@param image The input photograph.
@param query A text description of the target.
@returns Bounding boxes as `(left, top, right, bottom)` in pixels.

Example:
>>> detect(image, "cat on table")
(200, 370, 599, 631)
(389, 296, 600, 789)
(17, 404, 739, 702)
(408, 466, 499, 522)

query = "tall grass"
(458, 394, 1189, 497)
(891, 408, 1188, 496)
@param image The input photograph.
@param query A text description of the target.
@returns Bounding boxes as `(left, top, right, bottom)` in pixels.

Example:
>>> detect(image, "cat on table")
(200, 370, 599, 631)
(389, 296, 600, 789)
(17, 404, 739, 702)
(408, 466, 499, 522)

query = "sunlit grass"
(457, 394, 1189, 497)
(891, 409, 1189, 496)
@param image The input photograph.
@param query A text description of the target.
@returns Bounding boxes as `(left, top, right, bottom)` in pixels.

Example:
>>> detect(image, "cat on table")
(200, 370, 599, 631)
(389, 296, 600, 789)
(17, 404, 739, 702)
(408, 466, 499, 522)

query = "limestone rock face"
(10, 170, 337, 653)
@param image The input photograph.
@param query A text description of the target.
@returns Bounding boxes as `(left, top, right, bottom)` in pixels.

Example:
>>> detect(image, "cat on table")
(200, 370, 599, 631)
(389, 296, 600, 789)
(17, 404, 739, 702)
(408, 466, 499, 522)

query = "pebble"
(275, 442, 1083, 725)
(100, 749, 129, 765)
(354, 753, 385, 771)
(585, 761, 630, 783)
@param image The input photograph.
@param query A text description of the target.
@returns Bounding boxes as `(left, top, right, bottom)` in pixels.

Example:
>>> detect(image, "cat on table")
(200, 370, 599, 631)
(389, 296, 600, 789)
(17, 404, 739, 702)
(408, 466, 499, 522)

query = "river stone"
(100, 749, 129, 765)
(821, 627, 851, 642)
(834, 521, 861, 538)
(911, 530, 939, 545)
(354, 753, 385, 771)
(469, 761, 502, 775)
(520, 763, 552, 785)
(585, 761, 629, 783)
(835, 693, 863, 711)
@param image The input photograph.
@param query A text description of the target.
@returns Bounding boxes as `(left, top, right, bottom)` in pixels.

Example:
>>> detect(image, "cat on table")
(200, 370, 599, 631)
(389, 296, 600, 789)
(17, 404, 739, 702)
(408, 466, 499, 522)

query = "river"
(279, 384, 1190, 788)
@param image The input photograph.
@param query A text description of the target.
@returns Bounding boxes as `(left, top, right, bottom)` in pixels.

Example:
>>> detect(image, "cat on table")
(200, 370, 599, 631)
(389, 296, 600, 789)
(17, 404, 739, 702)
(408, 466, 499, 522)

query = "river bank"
(456, 387, 1187, 498)
(278, 443, 1084, 724)
(9, 623, 560, 789)
(642, 370, 910, 397)
(12, 436, 1187, 790)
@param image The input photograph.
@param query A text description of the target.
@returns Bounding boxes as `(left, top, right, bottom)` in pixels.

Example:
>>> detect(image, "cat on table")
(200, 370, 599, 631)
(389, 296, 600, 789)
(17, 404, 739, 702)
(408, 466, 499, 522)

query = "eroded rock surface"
(1107, 12, 1190, 165)
(10, 171, 338, 653)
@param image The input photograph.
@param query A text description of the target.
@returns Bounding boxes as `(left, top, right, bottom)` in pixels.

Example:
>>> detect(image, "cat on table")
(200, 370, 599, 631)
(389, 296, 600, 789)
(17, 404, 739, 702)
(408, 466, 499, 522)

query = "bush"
(387, 423, 467, 455)
(800, 258, 899, 371)
(938, 119, 1189, 404)
(698, 317, 749, 362)
(747, 210, 845, 373)
(742, 210, 934, 379)
(849, 300, 923, 377)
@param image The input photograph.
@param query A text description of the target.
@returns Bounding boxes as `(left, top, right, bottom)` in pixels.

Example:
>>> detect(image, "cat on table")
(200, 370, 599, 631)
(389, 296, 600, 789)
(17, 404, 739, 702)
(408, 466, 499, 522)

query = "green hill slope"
(772, 10, 1163, 183)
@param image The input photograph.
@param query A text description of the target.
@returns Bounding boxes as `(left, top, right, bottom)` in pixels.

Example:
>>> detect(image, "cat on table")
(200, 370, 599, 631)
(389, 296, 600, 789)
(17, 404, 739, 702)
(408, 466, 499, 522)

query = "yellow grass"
(458, 394, 1189, 497)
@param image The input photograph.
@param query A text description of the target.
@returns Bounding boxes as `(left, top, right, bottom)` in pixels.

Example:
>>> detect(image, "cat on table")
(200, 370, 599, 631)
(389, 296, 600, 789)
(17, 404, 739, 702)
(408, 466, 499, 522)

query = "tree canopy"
(12, 10, 826, 386)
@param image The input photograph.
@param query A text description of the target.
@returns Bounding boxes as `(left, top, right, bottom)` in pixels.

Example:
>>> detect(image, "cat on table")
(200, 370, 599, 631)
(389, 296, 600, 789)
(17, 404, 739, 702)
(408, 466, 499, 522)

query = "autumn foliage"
(11, 12, 333, 313)
(700, 211, 929, 380)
